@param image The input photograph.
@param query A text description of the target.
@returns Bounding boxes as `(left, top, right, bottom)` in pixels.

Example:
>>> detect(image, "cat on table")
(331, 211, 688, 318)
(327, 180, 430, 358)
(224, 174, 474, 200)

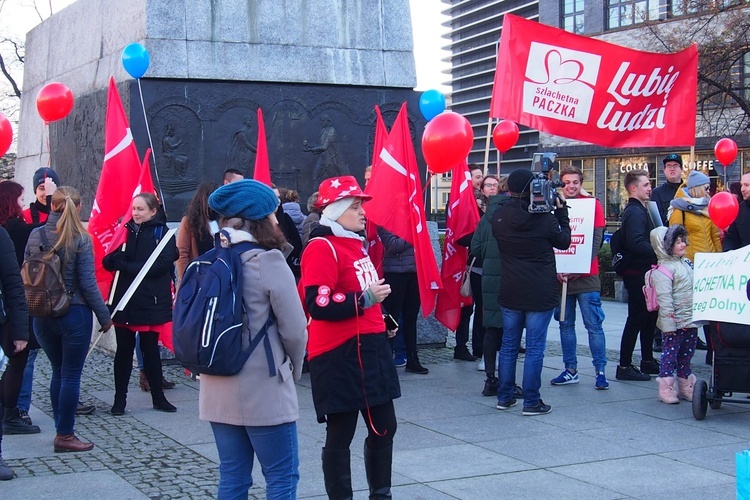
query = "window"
(744, 51, 750, 101)
(604, 157, 656, 222)
(441, 192, 449, 205)
(557, 158, 595, 195)
(441, 171, 452, 180)
(561, 0, 585, 33)
(669, 0, 748, 16)
(607, 0, 659, 29)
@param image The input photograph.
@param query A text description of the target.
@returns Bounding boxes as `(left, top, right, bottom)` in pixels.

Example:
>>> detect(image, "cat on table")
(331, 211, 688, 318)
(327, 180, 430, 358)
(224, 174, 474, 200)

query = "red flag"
(365, 105, 388, 274)
(253, 107, 272, 186)
(490, 14, 698, 147)
(435, 162, 481, 330)
(89, 77, 143, 300)
(364, 103, 442, 317)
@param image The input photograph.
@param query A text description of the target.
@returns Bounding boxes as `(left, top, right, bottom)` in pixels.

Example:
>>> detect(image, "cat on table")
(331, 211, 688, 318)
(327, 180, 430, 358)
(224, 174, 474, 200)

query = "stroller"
(693, 321, 750, 420)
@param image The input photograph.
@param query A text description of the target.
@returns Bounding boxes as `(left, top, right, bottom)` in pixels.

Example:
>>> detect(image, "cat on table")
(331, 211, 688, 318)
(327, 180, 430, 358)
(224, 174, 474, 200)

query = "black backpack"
(172, 231, 276, 377)
(609, 228, 631, 276)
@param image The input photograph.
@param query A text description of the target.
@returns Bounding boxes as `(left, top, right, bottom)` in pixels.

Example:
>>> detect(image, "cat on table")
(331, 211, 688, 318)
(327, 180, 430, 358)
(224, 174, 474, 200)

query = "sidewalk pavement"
(3, 300, 744, 499)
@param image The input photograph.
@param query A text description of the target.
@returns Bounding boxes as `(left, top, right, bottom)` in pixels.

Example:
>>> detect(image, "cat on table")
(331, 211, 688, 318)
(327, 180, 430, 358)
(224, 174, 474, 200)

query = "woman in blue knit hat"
(200, 179, 308, 500)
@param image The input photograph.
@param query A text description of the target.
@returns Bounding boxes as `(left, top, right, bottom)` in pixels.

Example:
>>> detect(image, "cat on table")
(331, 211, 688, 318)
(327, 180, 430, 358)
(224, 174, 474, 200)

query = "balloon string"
(137, 78, 167, 215)
(44, 122, 50, 166)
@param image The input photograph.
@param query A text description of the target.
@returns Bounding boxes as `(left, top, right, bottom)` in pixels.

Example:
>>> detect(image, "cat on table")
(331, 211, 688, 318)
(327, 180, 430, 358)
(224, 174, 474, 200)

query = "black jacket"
(4, 217, 42, 265)
(0, 227, 29, 342)
(491, 196, 571, 311)
(723, 199, 750, 251)
(621, 198, 657, 274)
(378, 227, 416, 274)
(103, 210, 177, 326)
(277, 204, 302, 278)
(650, 181, 681, 226)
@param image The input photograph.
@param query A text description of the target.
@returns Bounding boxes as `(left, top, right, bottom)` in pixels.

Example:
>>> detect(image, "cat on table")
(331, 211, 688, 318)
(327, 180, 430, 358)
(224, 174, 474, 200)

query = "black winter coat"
(621, 198, 657, 275)
(491, 197, 571, 311)
(0, 227, 29, 342)
(378, 227, 416, 273)
(4, 217, 42, 265)
(723, 199, 750, 251)
(650, 181, 681, 226)
(103, 210, 177, 326)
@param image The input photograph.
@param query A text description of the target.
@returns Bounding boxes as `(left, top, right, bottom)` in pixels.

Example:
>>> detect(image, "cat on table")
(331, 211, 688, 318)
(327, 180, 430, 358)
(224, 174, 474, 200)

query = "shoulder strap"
(308, 237, 338, 262)
(30, 204, 40, 224)
(655, 265, 673, 280)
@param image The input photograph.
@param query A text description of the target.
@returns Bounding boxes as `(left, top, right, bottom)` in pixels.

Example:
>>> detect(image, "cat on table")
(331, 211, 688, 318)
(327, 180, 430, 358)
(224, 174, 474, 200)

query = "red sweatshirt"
(300, 235, 385, 359)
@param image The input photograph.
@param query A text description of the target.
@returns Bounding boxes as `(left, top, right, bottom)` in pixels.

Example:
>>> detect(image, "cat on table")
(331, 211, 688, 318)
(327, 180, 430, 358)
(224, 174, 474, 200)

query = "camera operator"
(491, 169, 571, 416)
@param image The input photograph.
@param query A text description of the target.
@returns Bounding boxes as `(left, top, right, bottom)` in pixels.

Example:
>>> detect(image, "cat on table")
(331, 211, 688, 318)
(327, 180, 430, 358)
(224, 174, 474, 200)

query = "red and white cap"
(315, 176, 372, 210)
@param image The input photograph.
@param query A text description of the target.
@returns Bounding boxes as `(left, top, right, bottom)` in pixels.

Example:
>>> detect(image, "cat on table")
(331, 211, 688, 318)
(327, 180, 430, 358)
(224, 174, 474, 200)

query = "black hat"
(32, 167, 60, 189)
(507, 169, 534, 194)
(662, 154, 683, 167)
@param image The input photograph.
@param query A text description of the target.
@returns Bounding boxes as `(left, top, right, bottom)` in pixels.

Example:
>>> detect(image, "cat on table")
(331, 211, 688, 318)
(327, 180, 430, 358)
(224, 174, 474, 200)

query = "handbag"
(459, 257, 476, 298)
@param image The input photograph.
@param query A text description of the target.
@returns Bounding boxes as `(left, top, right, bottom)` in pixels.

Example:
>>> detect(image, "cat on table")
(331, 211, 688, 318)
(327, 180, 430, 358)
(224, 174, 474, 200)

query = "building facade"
(443, 0, 749, 225)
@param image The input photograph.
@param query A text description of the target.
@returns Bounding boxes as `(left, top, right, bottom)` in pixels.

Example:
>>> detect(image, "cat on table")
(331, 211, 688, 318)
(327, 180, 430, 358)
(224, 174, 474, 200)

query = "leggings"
(659, 328, 698, 378)
(324, 401, 397, 451)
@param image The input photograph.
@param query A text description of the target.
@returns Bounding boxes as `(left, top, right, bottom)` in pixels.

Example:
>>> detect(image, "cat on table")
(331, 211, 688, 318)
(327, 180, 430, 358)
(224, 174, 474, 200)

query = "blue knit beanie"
(208, 179, 279, 221)
(33, 167, 60, 189)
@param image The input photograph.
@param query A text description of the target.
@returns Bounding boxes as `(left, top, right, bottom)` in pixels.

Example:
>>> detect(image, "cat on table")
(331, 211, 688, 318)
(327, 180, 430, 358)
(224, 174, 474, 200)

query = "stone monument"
(15, 0, 448, 346)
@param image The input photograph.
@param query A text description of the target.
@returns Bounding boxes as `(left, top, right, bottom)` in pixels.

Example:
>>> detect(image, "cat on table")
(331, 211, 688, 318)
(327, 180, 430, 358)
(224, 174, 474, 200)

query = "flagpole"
(483, 117, 493, 175)
(136, 78, 167, 214)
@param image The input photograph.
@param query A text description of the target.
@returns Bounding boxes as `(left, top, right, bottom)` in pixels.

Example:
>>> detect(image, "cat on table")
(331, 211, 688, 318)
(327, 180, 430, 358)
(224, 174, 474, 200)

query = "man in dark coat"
(651, 154, 684, 226)
(491, 169, 571, 416)
(723, 172, 750, 251)
(616, 170, 659, 381)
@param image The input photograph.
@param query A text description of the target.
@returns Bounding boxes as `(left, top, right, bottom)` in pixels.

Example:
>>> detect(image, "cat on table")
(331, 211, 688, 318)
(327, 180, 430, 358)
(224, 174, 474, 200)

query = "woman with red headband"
(300, 175, 400, 499)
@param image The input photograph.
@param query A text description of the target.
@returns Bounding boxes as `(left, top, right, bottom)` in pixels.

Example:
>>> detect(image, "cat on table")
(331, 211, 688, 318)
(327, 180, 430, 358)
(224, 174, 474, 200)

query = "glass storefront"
(604, 156, 656, 222)
(557, 157, 595, 195)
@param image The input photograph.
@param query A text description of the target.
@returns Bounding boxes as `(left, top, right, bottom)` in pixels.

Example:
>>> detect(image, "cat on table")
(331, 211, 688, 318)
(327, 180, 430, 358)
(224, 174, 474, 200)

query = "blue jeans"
(556, 291, 607, 373)
(17, 348, 38, 412)
(210, 421, 299, 500)
(33, 305, 93, 435)
(498, 307, 554, 408)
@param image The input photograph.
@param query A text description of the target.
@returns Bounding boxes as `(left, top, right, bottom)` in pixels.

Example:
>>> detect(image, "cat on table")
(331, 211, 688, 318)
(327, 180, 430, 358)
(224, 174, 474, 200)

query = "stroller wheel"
(692, 379, 708, 420)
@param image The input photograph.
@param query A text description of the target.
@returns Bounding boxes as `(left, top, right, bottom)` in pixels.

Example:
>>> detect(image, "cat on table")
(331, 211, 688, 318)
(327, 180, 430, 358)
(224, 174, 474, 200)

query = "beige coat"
(648, 227, 697, 333)
(199, 228, 308, 427)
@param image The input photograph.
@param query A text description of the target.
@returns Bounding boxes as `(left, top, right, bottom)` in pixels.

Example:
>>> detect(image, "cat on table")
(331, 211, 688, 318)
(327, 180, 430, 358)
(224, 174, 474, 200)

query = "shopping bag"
(737, 449, 750, 500)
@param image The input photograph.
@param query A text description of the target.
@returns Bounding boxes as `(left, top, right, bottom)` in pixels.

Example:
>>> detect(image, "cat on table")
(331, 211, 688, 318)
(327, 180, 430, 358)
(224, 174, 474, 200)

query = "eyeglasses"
(664, 164, 682, 169)
(483, 183, 499, 188)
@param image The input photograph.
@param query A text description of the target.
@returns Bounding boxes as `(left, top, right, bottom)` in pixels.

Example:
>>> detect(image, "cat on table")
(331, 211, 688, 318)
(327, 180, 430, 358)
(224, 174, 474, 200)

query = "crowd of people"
(0, 156, 746, 498)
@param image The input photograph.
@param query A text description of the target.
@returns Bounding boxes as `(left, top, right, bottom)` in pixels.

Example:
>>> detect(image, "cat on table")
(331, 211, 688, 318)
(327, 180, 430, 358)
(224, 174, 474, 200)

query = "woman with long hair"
(176, 181, 218, 282)
(25, 187, 113, 452)
(0, 181, 43, 435)
(200, 179, 308, 499)
(300, 175, 399, 499)
(103, 193, 177, 415)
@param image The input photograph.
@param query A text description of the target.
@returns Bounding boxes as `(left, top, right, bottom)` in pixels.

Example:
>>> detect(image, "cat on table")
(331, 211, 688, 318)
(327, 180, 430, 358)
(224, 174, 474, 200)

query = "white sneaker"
(477, 358, 485, 371)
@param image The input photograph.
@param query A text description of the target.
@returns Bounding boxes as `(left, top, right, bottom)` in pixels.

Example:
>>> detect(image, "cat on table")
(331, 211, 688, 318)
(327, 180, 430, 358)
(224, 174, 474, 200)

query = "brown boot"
(53, 434, 94, 453)
(139, 370, 150, 392)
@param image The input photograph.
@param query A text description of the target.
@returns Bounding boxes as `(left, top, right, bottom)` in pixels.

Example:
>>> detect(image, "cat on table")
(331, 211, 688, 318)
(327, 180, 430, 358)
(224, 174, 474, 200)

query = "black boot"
(405, 352, 428, 374)
(111, 394, 126, 416)
(364, 440, 392, 499)
(322, 448, 353, 500)
(3, 407, 41, 434)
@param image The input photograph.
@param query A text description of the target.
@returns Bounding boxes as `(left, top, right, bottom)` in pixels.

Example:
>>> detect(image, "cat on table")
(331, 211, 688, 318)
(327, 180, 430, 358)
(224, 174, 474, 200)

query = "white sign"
(693, 246, 750, 325)
(554, 198, 596, 274)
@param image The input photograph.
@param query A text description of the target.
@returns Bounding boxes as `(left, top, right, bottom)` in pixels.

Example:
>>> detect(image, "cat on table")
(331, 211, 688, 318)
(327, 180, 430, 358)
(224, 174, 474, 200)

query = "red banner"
(435, 162, 480, 331)
(365, 105, 387, 274)
(364, 103, 442, 317)
(89, 77, 143, 300)
(254, 107, 272, 186)
(490, 14, 698, 147)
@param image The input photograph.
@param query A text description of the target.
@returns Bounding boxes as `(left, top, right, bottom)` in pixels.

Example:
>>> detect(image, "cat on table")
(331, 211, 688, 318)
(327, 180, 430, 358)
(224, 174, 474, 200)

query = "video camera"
(529, 153, 564, 213)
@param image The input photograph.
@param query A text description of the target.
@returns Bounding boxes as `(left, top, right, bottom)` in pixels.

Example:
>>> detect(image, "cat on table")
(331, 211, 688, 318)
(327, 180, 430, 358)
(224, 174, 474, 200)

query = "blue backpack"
(172, 231, 276, 377)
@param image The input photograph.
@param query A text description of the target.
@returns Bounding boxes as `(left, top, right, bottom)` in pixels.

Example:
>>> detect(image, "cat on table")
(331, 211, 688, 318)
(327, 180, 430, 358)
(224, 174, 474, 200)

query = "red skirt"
(113, 322, 173, 352)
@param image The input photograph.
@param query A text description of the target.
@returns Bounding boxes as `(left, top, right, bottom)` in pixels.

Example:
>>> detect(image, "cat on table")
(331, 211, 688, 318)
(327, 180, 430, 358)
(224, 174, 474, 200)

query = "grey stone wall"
(15, 0, 417, 192)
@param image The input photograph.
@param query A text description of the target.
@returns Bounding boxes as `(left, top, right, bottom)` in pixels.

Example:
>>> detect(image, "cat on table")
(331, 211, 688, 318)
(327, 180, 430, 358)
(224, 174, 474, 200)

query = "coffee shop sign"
(619, 162, 650, 173)
(684, 160, 714, 171)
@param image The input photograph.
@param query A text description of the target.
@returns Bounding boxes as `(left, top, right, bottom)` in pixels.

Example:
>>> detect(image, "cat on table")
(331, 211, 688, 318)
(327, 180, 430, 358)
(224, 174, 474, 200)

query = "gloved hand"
(111, 256, 128, 271)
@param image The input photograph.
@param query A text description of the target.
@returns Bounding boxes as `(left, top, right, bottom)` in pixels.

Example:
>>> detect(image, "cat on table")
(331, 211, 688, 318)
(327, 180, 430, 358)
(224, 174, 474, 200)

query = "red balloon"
(492, 120, 519, 153)
(708, 191, 740, 230)
(714, 138, 738, 166)
(0, 113, 11, 157)
(36, 82, 74, 123)
(421, 112, 474, 174)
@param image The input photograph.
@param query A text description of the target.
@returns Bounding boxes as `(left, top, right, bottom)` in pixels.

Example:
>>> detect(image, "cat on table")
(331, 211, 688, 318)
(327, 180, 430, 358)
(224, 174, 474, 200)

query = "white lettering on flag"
(104, 128, 134, 162)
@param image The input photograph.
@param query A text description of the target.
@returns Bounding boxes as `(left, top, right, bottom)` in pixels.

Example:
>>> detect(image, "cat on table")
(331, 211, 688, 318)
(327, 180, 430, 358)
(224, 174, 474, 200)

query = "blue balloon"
(122, 43, 150, 79)
(419, 89, 446, 121)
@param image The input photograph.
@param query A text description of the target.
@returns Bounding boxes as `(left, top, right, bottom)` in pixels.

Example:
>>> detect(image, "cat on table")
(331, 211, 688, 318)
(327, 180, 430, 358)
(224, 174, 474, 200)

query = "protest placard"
(693, 246, 750, 325)
(554, 198, 595, 274)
